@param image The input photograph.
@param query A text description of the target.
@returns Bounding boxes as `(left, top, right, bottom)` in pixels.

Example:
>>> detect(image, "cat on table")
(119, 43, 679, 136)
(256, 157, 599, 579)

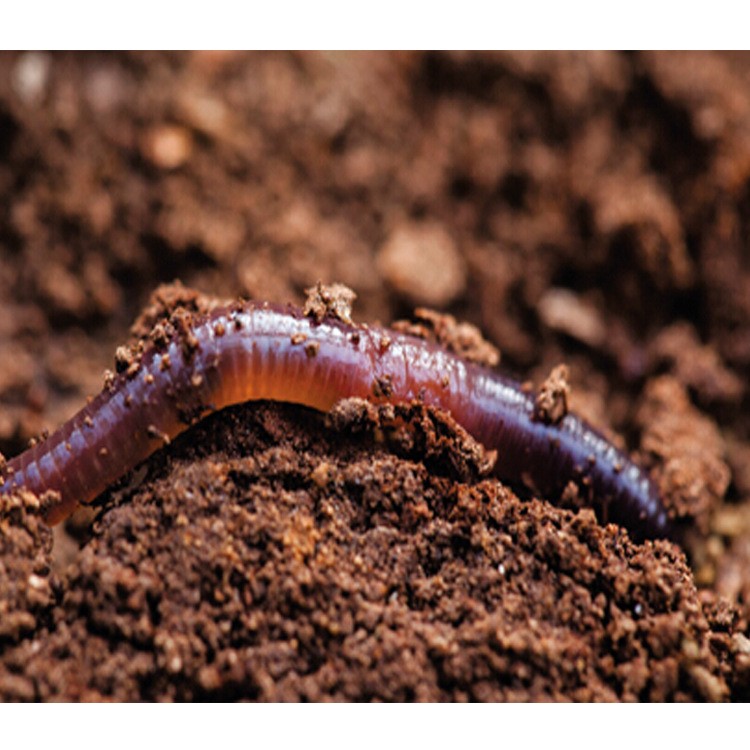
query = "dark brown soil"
(1, 51, 750, 701)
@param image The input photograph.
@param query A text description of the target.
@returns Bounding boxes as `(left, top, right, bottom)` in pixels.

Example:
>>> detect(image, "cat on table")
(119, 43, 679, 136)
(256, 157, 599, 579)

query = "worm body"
(0, 303, 670, 539)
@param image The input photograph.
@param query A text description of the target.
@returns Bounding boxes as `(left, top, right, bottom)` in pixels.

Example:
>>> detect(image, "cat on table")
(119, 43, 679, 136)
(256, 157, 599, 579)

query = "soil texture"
(2, 51, 750, 701)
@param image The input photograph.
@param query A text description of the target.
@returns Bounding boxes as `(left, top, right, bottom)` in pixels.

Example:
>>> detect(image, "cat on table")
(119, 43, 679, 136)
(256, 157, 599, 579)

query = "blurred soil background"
(2, 51, 750, 700)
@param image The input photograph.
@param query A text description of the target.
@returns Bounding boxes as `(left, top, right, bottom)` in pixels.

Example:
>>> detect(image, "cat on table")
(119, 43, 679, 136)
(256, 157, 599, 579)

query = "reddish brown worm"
(0, 302, 670, 539)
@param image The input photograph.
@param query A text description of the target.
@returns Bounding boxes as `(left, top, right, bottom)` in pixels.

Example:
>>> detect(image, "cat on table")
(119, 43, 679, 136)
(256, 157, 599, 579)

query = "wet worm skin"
(0, 303, 671, 540)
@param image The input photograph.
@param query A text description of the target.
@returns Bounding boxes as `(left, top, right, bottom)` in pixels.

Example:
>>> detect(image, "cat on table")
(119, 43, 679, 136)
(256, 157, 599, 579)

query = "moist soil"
(1, 51, 750, 701)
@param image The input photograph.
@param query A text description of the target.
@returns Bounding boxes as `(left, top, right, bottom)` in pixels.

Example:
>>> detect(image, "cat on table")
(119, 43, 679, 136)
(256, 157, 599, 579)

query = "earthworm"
(0, 302, 671, 540)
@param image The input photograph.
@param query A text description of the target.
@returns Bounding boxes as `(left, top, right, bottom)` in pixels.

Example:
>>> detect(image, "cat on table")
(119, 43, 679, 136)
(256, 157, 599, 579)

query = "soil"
(1, 51, 750, 701)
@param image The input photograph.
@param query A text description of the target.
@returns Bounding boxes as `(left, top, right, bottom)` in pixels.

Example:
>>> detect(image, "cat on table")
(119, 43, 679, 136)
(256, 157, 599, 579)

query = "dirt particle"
(303, 282, 356, 324)
(310, 461, 332, 487)
(147, 425, 170, 444)
(141, 124, 193, 169)
(103, 369, 116, 391)
(198, 665, 222, 692)
(538, 288, 606, 348)
(12, 52, 50, 105)
(372, 375, 394, 399)
(326, 397, 381, 434)
(377, 222, 467, 307)
(688, 663, 728, 702)
(533, 364, 571, 425)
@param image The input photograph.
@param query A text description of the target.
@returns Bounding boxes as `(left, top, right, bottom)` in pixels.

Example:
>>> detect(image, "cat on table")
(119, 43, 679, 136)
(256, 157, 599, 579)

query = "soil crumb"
(392, 308, 500, 367)
(303, 282, 357, 324)
(533, 364, 571, 425)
